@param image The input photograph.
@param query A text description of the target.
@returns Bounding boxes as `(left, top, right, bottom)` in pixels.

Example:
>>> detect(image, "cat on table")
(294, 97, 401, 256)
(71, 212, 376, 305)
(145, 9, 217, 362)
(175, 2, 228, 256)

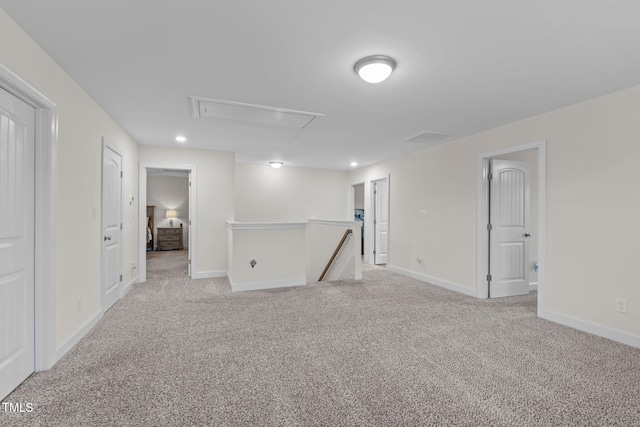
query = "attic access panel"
(190, 96, 324, 130)
(404, 130, 454, 145)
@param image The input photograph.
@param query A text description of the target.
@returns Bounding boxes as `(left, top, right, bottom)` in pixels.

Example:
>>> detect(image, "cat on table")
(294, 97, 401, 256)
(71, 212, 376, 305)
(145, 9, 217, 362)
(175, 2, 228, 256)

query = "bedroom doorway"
(477, 141, 546, 315)
(139, 164, 196, 282)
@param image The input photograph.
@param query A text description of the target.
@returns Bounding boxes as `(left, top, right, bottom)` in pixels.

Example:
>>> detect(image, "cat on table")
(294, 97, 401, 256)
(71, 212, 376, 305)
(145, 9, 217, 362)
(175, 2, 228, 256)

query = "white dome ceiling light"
(269, 161, 284, 169)
(354, 55, 396, 84)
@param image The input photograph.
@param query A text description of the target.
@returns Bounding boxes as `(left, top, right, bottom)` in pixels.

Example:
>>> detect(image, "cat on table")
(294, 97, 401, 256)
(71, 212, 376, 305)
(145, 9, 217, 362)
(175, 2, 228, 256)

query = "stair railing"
(318, 229, 353, 281)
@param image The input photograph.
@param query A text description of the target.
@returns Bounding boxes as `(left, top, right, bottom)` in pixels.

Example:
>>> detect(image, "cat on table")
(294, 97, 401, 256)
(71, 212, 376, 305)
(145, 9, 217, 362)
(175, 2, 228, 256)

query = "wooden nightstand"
(156, 227, 183, 251)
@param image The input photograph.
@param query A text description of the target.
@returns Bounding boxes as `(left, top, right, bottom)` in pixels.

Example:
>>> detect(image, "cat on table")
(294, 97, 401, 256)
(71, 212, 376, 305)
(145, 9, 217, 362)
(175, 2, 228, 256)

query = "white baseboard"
(388, 265, 476, 297)
(542, 310, 640, 349)
(350, 271, 363, 280)
(191, 270, 227, 279)
(529, 281, 538, 292)
(230, 276, 306, 292)
(55, 309, 102, 362)
(123, 277, 138, 295)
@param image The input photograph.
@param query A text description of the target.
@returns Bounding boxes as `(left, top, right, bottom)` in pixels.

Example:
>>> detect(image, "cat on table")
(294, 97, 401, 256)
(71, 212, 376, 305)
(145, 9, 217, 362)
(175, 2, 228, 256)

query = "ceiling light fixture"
(354, 55, 396, 84)
(269, 161, 284, 169)
(175, 136, 187, 143)
(350, 162, 358, 167)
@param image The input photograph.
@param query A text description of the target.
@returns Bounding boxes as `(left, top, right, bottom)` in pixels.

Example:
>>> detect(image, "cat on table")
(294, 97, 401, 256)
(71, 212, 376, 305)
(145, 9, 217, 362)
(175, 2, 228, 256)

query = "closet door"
(0, 87, 36, 399)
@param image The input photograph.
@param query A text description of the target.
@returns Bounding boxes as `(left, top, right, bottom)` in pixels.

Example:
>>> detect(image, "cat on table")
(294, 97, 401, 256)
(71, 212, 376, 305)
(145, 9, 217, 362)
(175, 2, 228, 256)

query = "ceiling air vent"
(190, 96, 324, 130)
(404, 131, 454, 145)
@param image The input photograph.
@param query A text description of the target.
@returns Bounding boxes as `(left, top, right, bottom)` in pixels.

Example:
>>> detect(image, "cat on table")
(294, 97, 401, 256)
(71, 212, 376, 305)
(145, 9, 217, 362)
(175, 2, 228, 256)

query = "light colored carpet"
(1, 250, 639, 426)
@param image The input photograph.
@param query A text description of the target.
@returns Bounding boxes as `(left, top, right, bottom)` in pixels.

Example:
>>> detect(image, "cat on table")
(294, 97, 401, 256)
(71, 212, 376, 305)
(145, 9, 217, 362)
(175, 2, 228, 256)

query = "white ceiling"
(2, 1, 640, 170)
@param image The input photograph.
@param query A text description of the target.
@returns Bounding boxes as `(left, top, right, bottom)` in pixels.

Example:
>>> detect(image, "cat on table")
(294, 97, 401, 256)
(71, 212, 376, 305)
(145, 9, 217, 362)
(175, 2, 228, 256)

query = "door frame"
(101, 139, 123, 311)
(476, 140, 546, 315)
(370, 174, 390, 265)
(0, 63, 57, 370)
(138, 163, 196, 282)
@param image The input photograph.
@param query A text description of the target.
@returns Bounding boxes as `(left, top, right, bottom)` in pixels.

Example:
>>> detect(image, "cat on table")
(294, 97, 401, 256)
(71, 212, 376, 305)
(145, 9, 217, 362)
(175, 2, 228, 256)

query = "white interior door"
(0, 87, 35, 399)
(489, 159, 530, 298)
(373, 178, 389, 265)
(102, 143, 122, 311)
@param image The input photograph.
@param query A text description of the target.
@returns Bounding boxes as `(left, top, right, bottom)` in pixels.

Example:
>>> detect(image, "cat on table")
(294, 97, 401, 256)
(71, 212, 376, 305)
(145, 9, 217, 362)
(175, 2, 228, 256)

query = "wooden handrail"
(318, 229, 353, 282)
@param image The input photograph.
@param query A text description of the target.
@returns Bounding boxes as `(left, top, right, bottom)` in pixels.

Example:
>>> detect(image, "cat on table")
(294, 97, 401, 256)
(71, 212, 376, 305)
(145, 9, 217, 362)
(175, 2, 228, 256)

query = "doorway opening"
(477, 141, 546, 315)
(352, 183, 365, 259)
(139, 164, 196, 282)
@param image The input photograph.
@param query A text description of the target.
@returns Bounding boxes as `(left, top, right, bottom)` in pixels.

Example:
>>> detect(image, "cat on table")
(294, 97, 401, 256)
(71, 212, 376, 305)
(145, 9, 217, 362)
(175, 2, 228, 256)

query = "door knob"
(104, 235, 111, 241)
(524, 233, 531, 238)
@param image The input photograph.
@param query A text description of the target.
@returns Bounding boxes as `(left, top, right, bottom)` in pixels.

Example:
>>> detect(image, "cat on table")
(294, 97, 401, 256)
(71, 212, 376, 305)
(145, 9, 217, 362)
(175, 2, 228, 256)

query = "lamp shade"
(165, 209, 177, 218)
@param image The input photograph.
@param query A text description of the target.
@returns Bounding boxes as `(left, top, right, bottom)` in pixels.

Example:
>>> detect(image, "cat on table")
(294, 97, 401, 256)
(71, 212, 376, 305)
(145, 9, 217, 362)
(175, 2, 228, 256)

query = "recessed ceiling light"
(350, 162, 358, 167)
(175, 136, 187, 143)
(354, 55, 396, 84)
(269, 161, 284, 169)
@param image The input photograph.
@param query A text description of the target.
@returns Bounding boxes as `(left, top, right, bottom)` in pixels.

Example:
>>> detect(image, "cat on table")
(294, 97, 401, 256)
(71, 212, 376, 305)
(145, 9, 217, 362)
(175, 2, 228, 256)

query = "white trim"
(308, 219, 360, 227)
(542, 311, 640, 349)
(476, 155, 490, 299)
(350, 271, 363, 280)
(191, 270, 227, 279)
(230, 276, 307, 292)
(124, 277, 138, 295)
(348, 184, 355, 220)
(0, 63, 58, 371)
(55, 309, 102, 361)
(139, 163, 196, 282)
(388, 265, 476, 297)
(226, 221, 307, 230)
(188, 170, 194, 277)
(476, 140, 547, 313)
(529, 282, 538, 292)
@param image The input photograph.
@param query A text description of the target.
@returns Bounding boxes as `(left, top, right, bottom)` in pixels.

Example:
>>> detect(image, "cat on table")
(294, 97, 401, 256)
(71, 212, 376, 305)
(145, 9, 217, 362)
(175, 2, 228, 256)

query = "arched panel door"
(489, 159, 530, 298)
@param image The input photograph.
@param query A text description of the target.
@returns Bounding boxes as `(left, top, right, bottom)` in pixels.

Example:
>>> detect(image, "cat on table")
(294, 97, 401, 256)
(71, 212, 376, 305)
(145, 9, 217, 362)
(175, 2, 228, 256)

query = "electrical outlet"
(615, 298, 628, 314)
(76, 297, 82, 313)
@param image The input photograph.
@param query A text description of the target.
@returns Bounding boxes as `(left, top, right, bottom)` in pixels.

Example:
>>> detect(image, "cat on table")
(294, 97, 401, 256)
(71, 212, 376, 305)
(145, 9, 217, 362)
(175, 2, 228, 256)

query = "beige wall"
(354, 183, 365, 210)
(351, 86, 640, 338)
(235, 163, 350, 222)
(139, 146, 235, 276)
(228, 226, 306, 289)
(147, 175, 190, 247)
(0, 9, 139, 347)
